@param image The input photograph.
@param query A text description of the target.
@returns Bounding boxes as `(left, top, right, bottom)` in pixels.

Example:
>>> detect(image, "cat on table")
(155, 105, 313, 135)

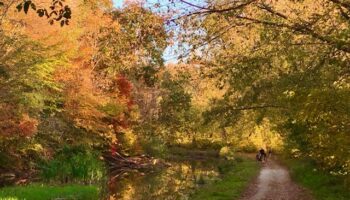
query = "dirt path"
(239, 159, 313, 200)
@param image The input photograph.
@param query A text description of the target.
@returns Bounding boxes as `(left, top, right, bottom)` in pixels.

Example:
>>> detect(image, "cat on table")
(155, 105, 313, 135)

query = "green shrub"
(0, 151, 11, 169)
(39, 145, 105, 183)
(219, 146, 235, 160)
(140, 137, 168, 158)
(192, 140, 223, 150)
(235, 157, 244, 163)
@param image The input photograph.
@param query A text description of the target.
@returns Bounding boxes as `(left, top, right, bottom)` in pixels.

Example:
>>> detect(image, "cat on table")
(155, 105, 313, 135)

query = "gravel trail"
(239, 159, 313, 200)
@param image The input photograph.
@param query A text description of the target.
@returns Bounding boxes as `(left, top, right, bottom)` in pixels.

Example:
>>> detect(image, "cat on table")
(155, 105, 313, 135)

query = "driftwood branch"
(103, 152, 170, 180)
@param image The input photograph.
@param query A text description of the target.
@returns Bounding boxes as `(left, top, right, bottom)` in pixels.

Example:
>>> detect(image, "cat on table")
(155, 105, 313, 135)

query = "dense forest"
(0, 0, 349, 199)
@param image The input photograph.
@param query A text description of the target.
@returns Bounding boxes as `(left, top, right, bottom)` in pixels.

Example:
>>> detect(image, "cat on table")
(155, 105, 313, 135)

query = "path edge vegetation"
(0, 184, 99, 200)
(282, 157, 350, 200)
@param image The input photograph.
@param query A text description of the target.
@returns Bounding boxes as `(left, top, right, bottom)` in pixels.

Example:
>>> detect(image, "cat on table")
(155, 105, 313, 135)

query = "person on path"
(256, 148, 267, 162)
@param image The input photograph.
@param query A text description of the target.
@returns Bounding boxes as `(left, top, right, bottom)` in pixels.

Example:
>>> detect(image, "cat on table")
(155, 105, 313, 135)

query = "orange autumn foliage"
(18, 114, 39, 137)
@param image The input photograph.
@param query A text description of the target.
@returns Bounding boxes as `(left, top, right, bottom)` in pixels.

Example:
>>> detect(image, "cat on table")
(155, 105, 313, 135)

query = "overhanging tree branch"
(177, 0, 350, 53)
(175, 0, 257, 19)
(178, 0, 211, 11)
(234, 15, 350, 53)
(257, 3, 288, 19)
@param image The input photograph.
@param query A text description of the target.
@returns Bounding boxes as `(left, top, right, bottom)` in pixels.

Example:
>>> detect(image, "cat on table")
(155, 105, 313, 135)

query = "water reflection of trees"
(109, 160, 220, 200)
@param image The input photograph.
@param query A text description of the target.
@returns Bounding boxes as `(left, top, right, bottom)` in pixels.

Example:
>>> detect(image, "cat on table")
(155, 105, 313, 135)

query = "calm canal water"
(107, 159, 224, 200)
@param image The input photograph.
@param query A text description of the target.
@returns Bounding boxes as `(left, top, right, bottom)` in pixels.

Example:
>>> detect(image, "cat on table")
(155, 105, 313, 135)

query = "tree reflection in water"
(108, 159, 222, 200)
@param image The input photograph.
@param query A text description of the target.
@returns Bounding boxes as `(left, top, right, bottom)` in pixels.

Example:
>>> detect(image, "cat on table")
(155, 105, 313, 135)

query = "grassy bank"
(0, 184, 99, 200)
(190, 156, 259, 200)
(285, 159, 350, 200)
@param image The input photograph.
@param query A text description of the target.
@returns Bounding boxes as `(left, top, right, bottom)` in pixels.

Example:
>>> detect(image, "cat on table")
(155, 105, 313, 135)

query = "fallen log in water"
(103, 152, 170, 180)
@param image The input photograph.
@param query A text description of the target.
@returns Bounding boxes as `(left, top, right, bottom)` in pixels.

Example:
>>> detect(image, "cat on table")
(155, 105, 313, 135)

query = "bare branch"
(202, 0, 257, 14)
(178, 0, 210, 11)
(174, 0, 257, 20)
(257, 3, 288, 19)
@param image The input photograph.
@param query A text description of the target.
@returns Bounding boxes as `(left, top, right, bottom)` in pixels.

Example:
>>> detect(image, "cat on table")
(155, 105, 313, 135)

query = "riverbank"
(0, 153, 259, 200)
(284, 159, 350, 200)
(190, 156, 259, 200)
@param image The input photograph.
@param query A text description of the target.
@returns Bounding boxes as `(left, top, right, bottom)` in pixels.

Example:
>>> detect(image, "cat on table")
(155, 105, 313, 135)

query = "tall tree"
(173, 0, 350, 175)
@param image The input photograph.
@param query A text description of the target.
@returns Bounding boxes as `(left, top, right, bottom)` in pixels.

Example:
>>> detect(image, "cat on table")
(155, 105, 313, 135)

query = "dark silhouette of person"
(256, 148, 267, 162)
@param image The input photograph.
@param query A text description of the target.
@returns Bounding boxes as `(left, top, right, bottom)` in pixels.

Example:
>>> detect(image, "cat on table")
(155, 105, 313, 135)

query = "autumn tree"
(171, 0, 350, 176)
(0, 0, 169, 172)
